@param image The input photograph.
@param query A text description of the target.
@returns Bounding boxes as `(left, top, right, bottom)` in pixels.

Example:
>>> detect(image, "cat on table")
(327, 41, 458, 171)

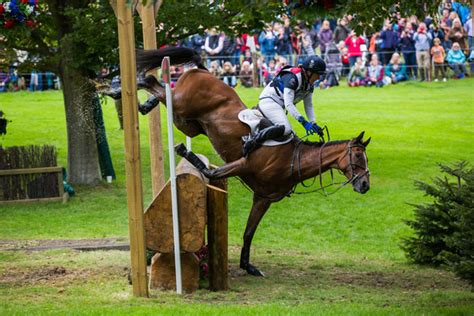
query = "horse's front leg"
(175, 144, 247, 179)
(240, 195, 272, 276)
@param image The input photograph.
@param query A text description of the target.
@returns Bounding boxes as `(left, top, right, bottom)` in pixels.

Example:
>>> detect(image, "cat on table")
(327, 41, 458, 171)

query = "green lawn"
(0, 80, 473, 315)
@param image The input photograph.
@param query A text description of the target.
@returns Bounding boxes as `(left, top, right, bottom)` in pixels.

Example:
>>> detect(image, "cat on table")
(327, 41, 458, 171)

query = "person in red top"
(344, 31, 366, 66)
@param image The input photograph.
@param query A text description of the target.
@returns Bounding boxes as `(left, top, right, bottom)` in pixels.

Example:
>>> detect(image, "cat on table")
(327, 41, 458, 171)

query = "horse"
(130, 47, 371, 276)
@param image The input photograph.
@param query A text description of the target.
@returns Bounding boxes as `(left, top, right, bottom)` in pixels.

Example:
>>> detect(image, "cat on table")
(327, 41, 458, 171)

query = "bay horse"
(133, 47, 371, 276)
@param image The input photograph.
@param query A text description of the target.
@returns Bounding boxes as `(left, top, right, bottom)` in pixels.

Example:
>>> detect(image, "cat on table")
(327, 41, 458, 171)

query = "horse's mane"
(296, 138, 351, 148)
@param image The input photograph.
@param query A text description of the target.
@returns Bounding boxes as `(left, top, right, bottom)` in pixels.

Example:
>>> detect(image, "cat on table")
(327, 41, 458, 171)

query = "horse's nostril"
(362, 181, 368, 189)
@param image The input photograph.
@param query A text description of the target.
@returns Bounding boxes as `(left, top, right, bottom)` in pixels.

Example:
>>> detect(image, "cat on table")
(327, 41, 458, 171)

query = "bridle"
(290, 138, 370, 197)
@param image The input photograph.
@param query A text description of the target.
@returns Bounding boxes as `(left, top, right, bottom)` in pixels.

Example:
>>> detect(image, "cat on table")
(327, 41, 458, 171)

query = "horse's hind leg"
(137, 75, 165, 115)
(240, 195, 272, 276)
(175, 144, 246, 179)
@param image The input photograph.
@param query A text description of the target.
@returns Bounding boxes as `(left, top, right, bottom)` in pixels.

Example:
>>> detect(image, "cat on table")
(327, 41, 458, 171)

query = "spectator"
(334, 17, 351, 44)
(440, 7, 452, 26)
(318, 20, 333, 55)
(449, 18, 467, 53)
(399, 26, 417, 79)
(431, 38, 447, 82)
(414, 23, 433, 81)
(45, 71, 54, 90)
(263, 59, 278, 85)
(29, 70, 38, 91)
(209, 60, 221, 78)
(275, 24, 292, 62)
(221, 61, 237, 88)
(297, 25, 315, 64)
(446, 42, 467, 78)
(0, 68, 8, 92)
(464, 17, 473, 74)
(242, 48, 253, 64)
(340, 45, 350, 76)
(204, 28, 224, 67)
(348, 57, 367, 87)
(344, 31, 366, 66)
(18, 76, 26, 90)
(380, 22, 399, 65)
(384, 53, 409, 84)
(259, 24, 277, 65)
(239, 61, 254, 87)
(451, 1, 470, 24)
(222, 34, 238, 66)
(366, 54, 384, 87)
(7, 69, 18, 91)
(429, 23, 447, 49)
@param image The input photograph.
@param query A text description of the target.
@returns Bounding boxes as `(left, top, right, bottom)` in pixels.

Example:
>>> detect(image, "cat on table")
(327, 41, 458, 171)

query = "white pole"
(163, 57, 182, 294)
(186, 136, 192, 151)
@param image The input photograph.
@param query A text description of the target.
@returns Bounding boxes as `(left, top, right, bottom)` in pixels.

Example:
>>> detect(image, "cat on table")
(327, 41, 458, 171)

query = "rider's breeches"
(258, 98, 292, 135)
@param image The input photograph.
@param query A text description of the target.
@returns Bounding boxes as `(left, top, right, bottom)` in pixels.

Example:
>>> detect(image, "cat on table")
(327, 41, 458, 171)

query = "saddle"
(238, 109, 293, 147)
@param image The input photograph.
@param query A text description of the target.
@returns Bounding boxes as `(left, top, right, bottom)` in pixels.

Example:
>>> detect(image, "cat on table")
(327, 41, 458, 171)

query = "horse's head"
(338, 131, 371, 194)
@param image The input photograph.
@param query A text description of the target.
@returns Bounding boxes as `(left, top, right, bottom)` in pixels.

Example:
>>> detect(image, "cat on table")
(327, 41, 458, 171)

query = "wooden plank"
(116, 0, 148, 298)
(207, 179, 228, 291)
(0, 197, 63, 204)
(0, 167, 62, 176)
(139, 2, 165, 197)
(149, 252, 199, 292)
(144, 157, 208, 253)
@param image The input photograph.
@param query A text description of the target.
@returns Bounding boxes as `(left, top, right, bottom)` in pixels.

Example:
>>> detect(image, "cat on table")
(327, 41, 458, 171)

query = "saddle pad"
(238, 109, 293, 147)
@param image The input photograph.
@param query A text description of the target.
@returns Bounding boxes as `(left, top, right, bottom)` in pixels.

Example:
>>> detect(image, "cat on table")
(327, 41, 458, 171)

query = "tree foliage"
(402, 162, 474, 286)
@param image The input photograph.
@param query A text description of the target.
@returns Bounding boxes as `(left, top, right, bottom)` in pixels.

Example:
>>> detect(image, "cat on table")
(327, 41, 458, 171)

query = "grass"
(0, 79, 473, 314)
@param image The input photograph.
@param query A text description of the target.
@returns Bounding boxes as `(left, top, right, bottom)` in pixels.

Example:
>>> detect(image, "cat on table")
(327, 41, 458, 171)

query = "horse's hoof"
(246, 264, 265, 277)
(175, 143, 188, 157)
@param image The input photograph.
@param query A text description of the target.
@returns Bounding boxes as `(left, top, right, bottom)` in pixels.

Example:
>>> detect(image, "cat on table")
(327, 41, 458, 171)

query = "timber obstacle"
(144, 157, 228, 292)
(113, 0, 227, 296)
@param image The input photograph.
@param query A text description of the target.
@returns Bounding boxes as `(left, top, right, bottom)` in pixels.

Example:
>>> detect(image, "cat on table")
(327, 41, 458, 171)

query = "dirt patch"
(0, 265, 128, 288)
(329, 268, 466, 291)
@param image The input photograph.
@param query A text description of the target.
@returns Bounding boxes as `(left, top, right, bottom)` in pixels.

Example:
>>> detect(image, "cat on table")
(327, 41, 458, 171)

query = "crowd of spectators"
(1, 1, 472, 93)
(176, 0, 472, 88)
(0, 68, 60, 92)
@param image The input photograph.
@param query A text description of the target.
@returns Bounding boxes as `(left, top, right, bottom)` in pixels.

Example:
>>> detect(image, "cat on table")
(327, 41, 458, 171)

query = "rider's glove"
(298, 117, 324, 137)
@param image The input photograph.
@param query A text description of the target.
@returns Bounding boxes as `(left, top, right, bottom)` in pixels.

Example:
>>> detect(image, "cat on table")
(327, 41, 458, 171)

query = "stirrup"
(242, 134, 257, 157)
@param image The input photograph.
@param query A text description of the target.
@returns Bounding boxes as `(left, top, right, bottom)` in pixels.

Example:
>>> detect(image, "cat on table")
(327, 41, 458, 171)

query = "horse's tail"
(136, 47, 207, 74)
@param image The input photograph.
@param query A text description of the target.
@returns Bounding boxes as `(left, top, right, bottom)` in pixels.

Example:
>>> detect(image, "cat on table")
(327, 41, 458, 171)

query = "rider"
(243, 55, 327, 155)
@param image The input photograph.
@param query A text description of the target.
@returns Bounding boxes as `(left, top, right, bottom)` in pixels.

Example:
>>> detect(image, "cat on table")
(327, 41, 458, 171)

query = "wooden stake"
(139, 1, 165, 196)
(116, 0, 148, 298)
(207, 179, 229, 291)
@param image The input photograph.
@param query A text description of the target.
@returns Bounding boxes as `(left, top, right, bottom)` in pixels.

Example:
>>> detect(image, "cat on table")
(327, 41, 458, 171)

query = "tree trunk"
(60, 65, 101, 184)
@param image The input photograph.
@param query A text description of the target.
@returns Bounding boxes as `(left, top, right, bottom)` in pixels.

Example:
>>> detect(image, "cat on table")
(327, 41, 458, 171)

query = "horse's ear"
(355, 131, 365, 143)
(362, 137, 371, 147)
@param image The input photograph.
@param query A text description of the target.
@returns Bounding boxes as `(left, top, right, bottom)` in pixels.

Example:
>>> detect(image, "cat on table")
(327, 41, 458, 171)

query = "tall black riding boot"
(242, 125, 286, 156)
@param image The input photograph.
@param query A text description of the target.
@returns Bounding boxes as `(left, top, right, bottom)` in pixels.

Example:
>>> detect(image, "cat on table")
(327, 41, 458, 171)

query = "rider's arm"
(303, 93, 315, 122)
(283, 88, 304, 121)
(282, 74, 304, 121)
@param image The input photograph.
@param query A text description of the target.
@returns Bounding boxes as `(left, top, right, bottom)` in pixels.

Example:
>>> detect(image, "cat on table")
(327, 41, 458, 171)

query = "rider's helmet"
(302, 55, 326, 75)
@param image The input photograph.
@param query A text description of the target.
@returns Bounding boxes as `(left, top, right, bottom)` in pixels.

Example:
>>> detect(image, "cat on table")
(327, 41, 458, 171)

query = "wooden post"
(115, 0, 148, 297)
(252, 53, 259, 88)
(207, 178, 228, 291)
(138, 1, 165, 197)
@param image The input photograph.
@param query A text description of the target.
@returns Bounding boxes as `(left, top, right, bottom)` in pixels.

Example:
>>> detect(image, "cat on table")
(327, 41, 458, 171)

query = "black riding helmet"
(301, 55, 326, 75)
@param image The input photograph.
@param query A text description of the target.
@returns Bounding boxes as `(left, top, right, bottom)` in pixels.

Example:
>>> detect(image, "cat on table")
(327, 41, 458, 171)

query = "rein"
(289, 129, 369, 197)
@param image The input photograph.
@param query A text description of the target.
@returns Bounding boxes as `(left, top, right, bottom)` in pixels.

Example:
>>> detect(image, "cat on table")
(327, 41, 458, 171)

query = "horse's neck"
(298, 141, 348, 181)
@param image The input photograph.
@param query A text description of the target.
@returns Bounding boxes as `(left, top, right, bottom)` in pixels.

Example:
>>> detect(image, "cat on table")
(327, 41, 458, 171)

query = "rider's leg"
(242, 99, 289, 156)
(258, 99, 292, 136)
